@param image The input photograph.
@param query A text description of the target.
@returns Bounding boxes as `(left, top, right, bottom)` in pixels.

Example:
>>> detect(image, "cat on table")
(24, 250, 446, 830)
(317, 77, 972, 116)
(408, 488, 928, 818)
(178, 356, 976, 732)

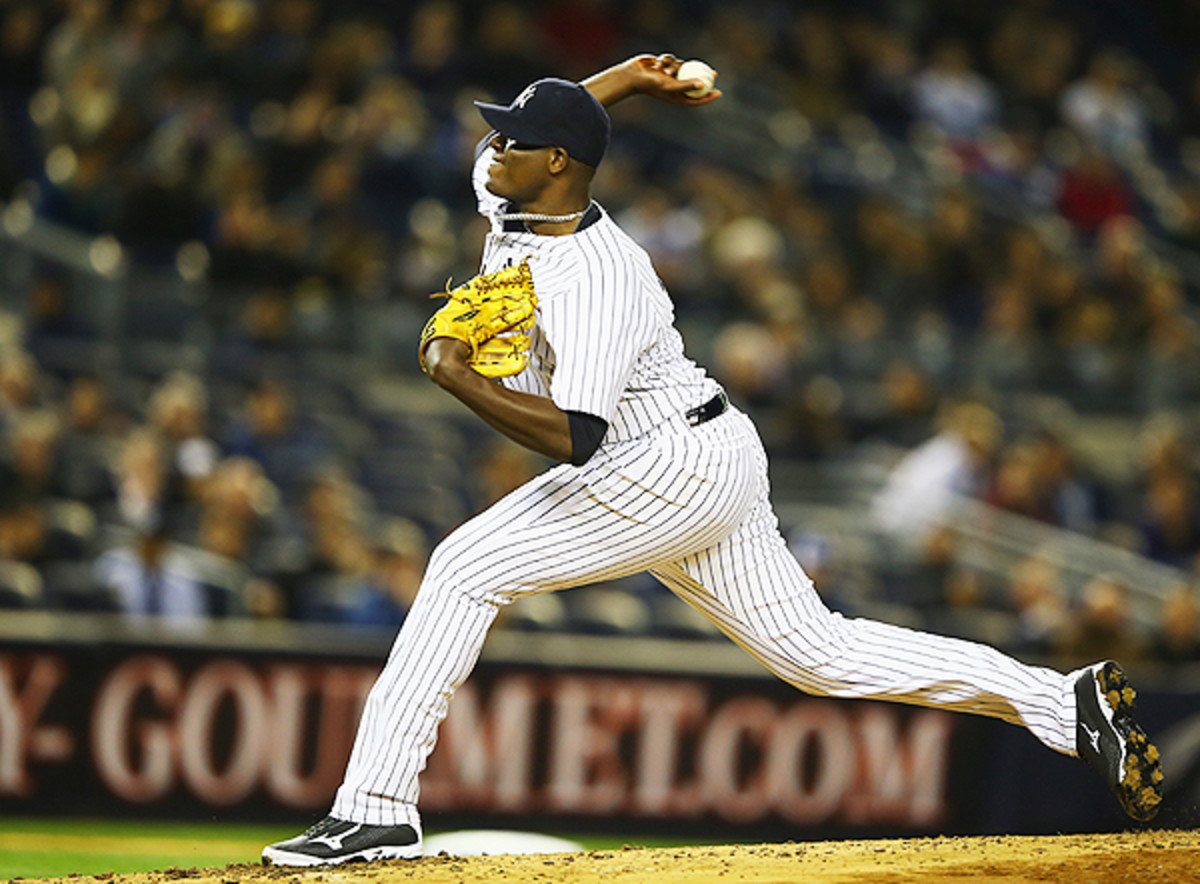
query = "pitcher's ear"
(547, 147, 570, 173)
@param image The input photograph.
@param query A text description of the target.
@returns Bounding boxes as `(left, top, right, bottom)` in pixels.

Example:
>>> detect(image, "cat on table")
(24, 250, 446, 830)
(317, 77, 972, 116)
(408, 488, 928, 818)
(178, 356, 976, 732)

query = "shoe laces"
(303, 817, 341, 838)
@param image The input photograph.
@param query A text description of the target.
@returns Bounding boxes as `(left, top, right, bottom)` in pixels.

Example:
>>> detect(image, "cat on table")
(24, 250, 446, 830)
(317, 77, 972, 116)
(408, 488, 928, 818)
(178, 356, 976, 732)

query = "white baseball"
(677, 59, 716, 98)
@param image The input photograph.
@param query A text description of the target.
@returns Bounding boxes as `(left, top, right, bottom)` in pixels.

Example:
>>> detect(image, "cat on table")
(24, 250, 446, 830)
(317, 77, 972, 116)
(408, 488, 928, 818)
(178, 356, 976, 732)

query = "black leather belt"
(686, 392, 729, 426)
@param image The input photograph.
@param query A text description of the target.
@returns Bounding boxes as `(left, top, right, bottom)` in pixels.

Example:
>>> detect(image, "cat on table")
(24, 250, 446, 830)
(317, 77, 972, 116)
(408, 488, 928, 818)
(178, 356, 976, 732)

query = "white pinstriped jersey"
(472, 148, 721, 447)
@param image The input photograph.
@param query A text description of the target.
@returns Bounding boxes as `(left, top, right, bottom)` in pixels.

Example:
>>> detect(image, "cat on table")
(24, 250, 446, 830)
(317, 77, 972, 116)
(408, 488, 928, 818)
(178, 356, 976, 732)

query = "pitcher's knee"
(421, 541, 520, 608)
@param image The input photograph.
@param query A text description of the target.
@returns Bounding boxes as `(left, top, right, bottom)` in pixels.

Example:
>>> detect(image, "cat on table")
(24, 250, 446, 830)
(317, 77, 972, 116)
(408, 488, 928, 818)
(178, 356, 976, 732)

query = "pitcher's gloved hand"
(419, 259, 537, 378)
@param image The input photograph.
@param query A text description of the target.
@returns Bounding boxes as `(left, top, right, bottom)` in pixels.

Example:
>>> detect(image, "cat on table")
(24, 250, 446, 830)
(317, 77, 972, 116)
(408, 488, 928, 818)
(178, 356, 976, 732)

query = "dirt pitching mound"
(31, 829, 1200, 884)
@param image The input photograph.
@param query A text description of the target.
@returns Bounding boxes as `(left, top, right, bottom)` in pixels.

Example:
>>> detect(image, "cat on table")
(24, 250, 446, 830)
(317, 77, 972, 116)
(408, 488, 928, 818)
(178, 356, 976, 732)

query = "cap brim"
(474, 101, 552, 147)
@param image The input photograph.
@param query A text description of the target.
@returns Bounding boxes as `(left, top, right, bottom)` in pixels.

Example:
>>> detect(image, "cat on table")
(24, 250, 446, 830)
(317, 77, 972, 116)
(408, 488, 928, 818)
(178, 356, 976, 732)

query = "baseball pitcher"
(264, 55, 1162, 865)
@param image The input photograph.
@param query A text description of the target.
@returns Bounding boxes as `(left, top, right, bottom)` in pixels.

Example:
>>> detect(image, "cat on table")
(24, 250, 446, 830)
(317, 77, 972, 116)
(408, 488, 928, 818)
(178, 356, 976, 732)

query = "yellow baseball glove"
(418, 260, 537, 378)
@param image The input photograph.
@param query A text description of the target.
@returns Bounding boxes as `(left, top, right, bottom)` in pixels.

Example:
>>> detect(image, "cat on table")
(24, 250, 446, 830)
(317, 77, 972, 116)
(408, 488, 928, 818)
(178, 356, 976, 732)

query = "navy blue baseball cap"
(474, 78, 611, 168)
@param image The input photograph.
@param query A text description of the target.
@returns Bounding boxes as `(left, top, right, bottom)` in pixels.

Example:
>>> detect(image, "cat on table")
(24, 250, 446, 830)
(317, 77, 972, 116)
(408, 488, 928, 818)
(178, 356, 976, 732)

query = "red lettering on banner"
(92, 655, 181, 802)
(697, 696, 776, 823)
(177, 660, 267, 805)
(632, 680, 706, 816)
(846, 707, 951, 825)
(766, 701, 855, 824)
(423, 676, 537, 811)
(265, 665, 376, 808)
(546, 677, 638, 814)
(0, 654, 71, 796)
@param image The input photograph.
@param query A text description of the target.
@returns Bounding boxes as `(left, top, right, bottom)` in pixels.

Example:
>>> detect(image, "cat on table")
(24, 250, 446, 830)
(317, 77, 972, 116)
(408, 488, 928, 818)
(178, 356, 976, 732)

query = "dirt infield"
(22, 829, 1199, 884)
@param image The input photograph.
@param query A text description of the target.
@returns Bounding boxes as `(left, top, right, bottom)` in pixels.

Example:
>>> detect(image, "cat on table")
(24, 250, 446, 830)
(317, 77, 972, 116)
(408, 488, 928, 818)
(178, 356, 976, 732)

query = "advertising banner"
(0, 622, 1193, 838)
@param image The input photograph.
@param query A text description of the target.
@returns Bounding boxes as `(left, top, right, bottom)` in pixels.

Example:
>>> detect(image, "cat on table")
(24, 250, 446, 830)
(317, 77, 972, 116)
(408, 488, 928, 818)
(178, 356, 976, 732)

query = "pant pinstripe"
(332, 409, 1077, 827)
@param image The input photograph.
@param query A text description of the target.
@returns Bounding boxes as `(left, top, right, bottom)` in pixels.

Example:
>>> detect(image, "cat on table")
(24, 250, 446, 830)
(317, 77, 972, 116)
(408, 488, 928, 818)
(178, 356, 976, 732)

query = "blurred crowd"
(0, 0, 1199, 667)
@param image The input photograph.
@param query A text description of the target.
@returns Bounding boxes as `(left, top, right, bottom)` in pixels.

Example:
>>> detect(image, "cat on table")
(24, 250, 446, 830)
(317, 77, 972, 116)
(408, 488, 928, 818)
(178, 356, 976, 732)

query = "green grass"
(0, 819, 298, 879)
(0, 819, 702, 879)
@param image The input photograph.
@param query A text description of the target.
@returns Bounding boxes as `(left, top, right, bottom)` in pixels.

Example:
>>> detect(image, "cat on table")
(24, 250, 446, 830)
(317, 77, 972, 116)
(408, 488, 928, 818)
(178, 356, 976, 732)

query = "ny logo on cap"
(514, 83, 538, 108)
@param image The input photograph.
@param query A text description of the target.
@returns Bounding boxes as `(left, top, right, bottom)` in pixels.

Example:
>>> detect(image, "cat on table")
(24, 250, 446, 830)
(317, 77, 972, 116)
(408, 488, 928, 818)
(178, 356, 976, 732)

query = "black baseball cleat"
(1074, 661, 1163, 821)
(262, 816, 423, 866)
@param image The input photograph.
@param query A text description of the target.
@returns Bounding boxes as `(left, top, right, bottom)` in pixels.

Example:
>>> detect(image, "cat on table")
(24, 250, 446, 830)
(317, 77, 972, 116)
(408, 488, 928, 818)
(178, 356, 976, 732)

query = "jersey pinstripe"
(328, 137, 1084, 831)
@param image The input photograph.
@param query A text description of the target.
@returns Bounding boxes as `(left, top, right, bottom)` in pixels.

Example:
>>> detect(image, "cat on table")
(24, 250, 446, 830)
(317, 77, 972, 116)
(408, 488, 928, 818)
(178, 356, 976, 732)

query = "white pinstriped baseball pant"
(332, 407, 1078, 828)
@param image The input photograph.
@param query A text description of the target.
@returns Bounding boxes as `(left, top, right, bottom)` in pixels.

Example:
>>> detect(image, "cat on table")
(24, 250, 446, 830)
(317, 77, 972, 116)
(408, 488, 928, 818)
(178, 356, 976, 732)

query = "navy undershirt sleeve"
(567, 411, 608, 466)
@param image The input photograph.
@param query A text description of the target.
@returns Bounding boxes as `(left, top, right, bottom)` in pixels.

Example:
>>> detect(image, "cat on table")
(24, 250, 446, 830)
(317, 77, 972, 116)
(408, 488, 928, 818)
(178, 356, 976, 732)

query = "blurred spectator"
(295, 514, 375, 621)
(273, 466, 371, 617)
(94, 526, 209, 620)
(986, 439, 1050, 522)
(473, 438, 542, 511)
(400, 0, 469, 113)
(109, 0, 191, 112)
(853, 195, 935, 325)
(466, 2, 547, 98)
(253, 0, 319, 102)
(1058, 573, 1146, 664)
(1056, 295, 1123, 410)
(1059, 47, 1150, 158)
(871, 401, 1002, 551)
(849, 358, 937, 448)
(616, 186, 706, 296)
(911, 38, 1000, 145)
(193, 0, 265, 101)
(147, 371, 220, 503)
(988, 5, 1078, 133)
(0, 2, 50, 108)
(709, 214, 786, 311)
(889, 522, 958, 611)
(44, 0, 113, 94)
(932, 564, 994, 636)
(710, 321, 788, 410)
(0, 349, 44, 429)
(1032, 428, 1101, 535)
(23, 273, 96, 368)
(1135, 413, 1192, 488)
(222, 377, 335, 501)
(337, 518, 427, 628)
(1138, 470, 1200, 568)
(34, 142, 121, 235)
(1091, 214, 1148, 299)
(538, 0, 620, 82)
(2, 409, 66, 499)
(0, 494, 89, 571)
(353, 73, 431, 186)
(1054, 144, 1134, 236)
(1137, 268, 1200, 412)
(784, 11, 852, 130)
(928, 186, 989, 331)
(56, 375, 122, 504)
(801, 253, 855, 332)
(984, 428, 1099, 535)
(208, 286, 301, 382)
(1006, 556, 1068, 656)
(188, 455, 280, 568)
(1150, 583, 1200, 664)
(242, 576, 289, 620)
(108, 427, 168, 532)
(849, 20, 917, 135)
(260, 84, 334, 202)
(973, 279, 1038, 392)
